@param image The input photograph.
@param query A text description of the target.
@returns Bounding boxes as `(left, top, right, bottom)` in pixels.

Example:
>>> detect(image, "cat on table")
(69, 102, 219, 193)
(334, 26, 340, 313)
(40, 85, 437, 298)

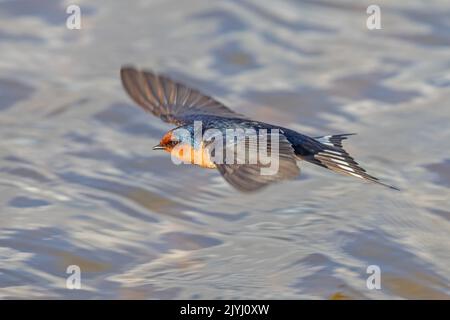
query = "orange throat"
(165, 142, 216, 169)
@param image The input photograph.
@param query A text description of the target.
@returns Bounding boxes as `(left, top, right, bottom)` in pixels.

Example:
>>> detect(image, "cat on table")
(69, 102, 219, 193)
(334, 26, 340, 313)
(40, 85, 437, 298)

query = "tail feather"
(314, 133, 356, 148)
(311, 134, 399, 191)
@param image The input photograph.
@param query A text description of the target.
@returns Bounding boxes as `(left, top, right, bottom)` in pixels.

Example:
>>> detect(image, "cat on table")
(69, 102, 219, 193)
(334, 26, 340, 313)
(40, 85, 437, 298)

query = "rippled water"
(1, 0, 450, 299)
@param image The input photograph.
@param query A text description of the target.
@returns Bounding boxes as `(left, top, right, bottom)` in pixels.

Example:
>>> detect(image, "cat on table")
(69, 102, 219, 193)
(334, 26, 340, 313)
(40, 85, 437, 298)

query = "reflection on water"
(0, 0, 449, 299)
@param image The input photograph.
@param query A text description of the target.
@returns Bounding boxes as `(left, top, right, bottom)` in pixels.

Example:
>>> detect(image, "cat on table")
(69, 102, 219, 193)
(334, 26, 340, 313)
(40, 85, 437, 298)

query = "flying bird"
(120, 66, 398, 192)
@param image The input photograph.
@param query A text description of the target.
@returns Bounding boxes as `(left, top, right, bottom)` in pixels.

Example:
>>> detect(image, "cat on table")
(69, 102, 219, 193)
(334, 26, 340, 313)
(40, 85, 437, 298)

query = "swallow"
(120, 66, 399, 192)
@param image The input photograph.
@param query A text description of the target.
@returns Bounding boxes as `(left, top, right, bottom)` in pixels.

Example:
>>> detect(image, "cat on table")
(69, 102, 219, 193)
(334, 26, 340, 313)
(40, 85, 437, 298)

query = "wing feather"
(214, 131, 300, 192)
(121, 66, 247, 125)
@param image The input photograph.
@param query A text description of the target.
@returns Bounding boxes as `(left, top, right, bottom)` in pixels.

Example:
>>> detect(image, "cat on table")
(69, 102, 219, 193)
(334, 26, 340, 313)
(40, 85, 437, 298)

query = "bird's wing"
(212, 130, 300, 192)
(120, 66, 247, 125)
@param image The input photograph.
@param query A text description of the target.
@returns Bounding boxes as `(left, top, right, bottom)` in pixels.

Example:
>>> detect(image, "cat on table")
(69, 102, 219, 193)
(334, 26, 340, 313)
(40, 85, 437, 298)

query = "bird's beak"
(152, 144, 165, 150)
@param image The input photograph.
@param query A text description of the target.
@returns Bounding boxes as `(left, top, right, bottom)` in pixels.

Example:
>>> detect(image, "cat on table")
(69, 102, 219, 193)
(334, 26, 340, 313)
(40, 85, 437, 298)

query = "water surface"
(0, 0, 449, 299)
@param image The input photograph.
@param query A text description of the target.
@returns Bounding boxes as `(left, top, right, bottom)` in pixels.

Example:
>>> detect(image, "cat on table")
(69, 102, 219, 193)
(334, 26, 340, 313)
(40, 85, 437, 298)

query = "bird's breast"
(167, 142, 216, 169)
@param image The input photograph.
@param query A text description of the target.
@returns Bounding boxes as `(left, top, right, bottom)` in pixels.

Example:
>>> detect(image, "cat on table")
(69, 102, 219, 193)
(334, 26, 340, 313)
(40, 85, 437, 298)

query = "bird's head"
(152, 126, 215, 168)
(152, 127, 193, 153)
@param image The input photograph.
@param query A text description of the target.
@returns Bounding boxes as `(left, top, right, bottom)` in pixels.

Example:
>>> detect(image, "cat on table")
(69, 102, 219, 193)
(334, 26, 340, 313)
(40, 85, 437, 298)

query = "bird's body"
(162, 115, 320, 165)
(120, 66, 398, 192)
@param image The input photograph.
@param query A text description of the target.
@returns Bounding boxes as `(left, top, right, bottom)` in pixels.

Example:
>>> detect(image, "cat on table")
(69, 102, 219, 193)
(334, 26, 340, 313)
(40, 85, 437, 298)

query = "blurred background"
(0, 0, 449, 299)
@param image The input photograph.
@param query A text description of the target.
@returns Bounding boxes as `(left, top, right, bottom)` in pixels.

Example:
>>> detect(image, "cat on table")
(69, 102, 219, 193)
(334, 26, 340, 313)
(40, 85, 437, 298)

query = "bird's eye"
(168, 140, 179, 147)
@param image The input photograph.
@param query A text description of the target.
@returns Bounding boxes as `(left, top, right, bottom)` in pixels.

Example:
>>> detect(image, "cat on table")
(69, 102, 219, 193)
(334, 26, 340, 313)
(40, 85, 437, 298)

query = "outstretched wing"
(214, 131, 300, 192)
(120, 66, 247, 125)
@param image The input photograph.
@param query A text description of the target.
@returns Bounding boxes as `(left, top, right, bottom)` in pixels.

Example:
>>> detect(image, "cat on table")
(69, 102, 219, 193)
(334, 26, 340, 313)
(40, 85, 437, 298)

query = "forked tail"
(308, 133, 399, 190)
